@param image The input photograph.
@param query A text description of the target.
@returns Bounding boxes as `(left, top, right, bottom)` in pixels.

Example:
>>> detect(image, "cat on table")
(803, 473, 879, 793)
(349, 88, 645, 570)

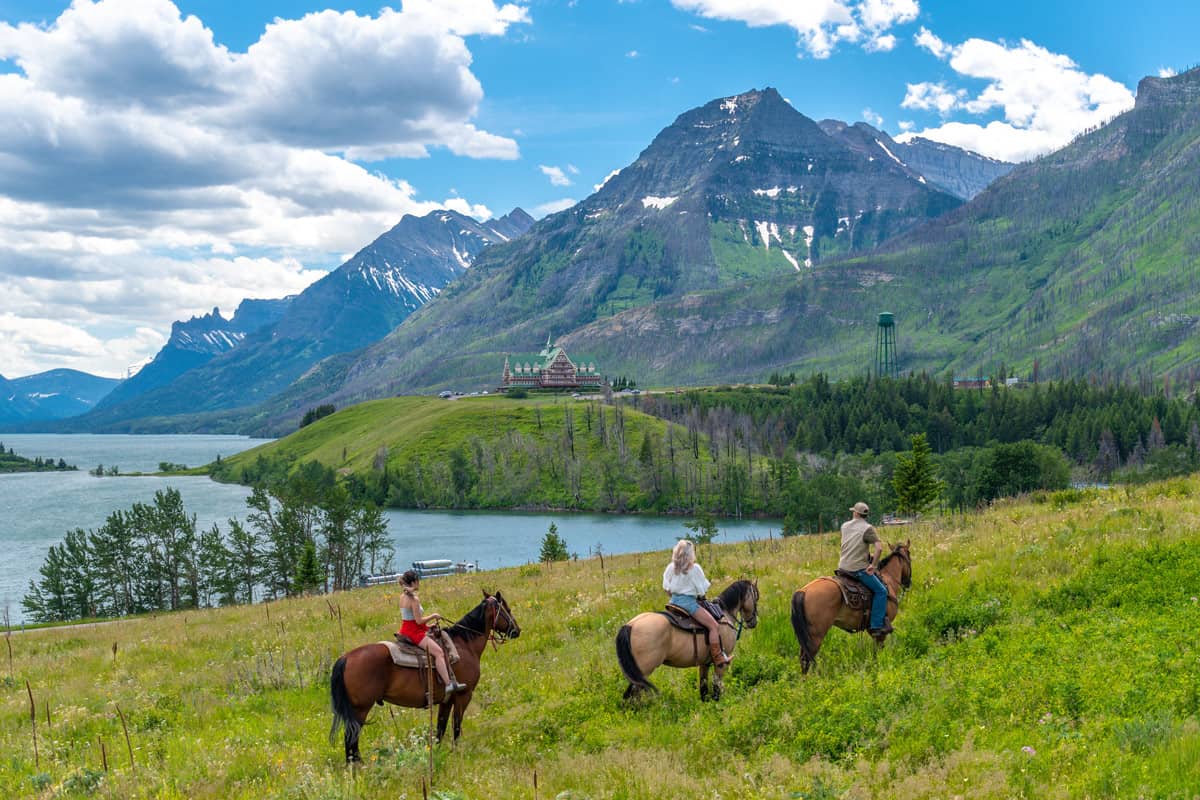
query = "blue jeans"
(852, 569, 888, 630)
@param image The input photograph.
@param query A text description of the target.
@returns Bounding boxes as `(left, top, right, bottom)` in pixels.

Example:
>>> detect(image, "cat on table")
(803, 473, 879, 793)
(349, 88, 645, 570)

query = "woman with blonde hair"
(662, 539, 729, 666)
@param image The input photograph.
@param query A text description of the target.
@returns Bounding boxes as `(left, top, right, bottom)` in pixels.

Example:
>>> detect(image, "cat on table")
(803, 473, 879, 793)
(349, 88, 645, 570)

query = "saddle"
(659, 598, 724, 633)
(830, 570, 896, 633)
(378, 627, 460, 670)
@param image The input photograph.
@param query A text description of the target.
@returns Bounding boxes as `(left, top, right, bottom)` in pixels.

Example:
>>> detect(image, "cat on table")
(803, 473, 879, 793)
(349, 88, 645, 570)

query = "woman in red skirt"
(398, 569, 466, 694)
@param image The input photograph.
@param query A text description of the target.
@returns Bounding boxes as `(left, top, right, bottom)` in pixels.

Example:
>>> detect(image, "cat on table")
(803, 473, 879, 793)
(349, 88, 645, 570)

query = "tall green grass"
(4, 477, 1200, 798)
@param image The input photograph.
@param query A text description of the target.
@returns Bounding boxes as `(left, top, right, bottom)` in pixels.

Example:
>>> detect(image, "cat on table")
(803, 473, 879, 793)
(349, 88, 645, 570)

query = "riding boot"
(445, 666, 468, 695)
(708, 638, 731, 666)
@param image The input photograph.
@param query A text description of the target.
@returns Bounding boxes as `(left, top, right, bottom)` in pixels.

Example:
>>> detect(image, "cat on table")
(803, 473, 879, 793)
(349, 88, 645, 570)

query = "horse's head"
(885, 540, 912, 589)
(720, 579, 759, 628)
(742, 579, 760, 628)
(484, 589, 521, 640)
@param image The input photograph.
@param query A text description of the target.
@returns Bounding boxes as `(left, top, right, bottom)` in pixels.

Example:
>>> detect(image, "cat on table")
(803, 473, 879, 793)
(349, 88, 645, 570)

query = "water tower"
(875, 312, 897, 379)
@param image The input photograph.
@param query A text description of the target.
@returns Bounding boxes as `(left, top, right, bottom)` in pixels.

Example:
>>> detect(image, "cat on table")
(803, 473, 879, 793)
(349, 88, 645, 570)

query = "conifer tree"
(293, 540, 323, 595)
(892, 433, 943, 516)
(539, 522, 569, 562)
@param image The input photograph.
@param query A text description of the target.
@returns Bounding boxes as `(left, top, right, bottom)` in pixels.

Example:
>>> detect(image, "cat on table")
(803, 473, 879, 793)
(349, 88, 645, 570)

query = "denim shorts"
(669, 593, 699, 614)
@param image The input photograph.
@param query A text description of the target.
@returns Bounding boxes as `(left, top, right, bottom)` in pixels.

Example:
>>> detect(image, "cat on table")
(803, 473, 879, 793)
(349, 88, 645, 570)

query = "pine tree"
(539, 522, 569, 562)
(892, 433, 943, 516)
(684, 510, 719, 545)
(293, 540, 323, 595)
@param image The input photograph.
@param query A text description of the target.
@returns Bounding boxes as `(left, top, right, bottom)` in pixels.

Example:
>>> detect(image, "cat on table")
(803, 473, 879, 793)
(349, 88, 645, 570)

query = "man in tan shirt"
(839, 501, 891, 636)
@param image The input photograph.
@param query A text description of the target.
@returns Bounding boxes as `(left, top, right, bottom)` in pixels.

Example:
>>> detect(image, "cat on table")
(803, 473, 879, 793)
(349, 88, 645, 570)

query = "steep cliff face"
(96, 298, 291, 410)
(818, 120, 1013, 200)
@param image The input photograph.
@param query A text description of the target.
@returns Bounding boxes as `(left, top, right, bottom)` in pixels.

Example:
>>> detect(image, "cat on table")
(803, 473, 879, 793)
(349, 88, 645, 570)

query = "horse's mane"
(447, 599, 488, 641)
(716, 579, 754, 611)
(879, 546, 909, 571)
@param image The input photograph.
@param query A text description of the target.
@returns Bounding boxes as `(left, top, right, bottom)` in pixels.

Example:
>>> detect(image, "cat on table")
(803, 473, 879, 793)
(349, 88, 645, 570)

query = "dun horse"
(616, 579, 759, 701)
(790, 540, 911, 674)
(329, 591, 520, 762)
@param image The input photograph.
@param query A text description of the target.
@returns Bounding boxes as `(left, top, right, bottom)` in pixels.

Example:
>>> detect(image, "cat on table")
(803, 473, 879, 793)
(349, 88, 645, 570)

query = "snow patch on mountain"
(642, 196, 679, 210)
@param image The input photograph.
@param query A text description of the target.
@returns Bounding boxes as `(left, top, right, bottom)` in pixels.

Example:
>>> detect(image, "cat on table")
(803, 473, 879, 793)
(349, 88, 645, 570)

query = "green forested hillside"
(213, 396, 778, 515)
(3, 481, 1200, 798)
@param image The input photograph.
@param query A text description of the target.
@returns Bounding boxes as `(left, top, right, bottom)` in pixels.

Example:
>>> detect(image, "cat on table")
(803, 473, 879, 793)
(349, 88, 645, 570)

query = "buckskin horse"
(616, 579, 759, 701)
(790, 540, 911, 674)
(329, 590, 520, 762)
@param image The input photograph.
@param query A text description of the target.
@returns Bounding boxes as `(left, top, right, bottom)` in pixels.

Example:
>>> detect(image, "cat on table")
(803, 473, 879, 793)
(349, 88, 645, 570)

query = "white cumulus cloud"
(670, 0, 918, 59)
(0, 0, 528, 377)
(539, 165, 573, 187)
(896, 32, 1135, 162)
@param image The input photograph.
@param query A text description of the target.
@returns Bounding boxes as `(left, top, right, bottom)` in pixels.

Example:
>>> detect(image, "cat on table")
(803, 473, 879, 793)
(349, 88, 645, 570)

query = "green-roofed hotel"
(500, 335, 604, 392)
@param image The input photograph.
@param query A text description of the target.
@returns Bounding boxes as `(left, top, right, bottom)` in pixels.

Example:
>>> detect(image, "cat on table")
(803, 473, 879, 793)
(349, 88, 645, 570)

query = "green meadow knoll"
(4, 478, 1200, 798)
(210, 395, 774, 515)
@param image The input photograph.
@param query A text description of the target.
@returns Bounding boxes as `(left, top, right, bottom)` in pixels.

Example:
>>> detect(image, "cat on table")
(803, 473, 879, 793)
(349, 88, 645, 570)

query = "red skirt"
(399, 619, 428, 645)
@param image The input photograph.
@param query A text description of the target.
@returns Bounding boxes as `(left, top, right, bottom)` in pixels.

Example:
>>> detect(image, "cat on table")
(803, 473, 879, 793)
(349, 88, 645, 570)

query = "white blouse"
(663, 562, 711, 597)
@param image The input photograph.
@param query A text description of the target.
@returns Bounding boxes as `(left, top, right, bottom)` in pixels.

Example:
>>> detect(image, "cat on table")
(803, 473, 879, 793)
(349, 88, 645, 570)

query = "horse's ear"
(906, 538, 911, 548)
(482, 588, 491, 599)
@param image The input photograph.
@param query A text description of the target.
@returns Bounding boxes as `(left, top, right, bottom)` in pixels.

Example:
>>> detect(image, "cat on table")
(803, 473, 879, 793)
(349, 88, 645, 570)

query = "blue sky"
(0, 0, 1196, 376)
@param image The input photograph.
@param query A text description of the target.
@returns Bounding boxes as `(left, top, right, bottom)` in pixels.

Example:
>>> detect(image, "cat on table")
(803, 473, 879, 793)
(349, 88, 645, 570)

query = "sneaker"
(445, 681, 468, 695)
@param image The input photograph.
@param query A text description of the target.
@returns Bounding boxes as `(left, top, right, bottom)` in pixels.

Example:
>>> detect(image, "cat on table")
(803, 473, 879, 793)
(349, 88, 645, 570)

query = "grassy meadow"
(4, 477, 1200, 798)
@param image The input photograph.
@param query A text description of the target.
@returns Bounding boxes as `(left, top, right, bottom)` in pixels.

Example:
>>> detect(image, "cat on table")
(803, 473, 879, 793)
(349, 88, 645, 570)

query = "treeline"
(22, 463, 392, 624)
(0, 442, 76, 473)
(639, 374, 1200, 467)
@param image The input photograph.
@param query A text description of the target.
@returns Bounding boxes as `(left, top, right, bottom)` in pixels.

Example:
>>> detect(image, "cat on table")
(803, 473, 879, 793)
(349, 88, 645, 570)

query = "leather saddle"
(832, 570, 876, 612)
(378, 628, 460, 670)
(658, 598, 724, 633)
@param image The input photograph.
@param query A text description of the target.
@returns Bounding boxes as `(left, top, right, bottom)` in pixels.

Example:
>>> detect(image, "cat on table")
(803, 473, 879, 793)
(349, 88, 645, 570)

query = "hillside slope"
(214, 395, 738, 513)
(2, 481, 1199, 797)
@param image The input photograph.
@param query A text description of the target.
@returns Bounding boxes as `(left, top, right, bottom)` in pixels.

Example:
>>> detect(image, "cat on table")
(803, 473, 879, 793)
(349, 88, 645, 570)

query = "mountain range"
(0, 369, 121, 423)
(317, 88, 980, 403)
(43, 207, 533, 431)
(289, 69, 1200, 415)
(41, 71, 1194, 434)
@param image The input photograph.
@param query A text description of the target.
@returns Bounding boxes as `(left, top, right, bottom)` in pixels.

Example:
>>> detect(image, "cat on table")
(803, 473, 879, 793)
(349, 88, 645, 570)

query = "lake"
(0, 435, 782, 624)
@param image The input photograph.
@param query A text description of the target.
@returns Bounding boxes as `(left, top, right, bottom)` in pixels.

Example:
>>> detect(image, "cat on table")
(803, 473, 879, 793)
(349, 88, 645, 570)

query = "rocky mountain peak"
(1135, 66, 1200, 112)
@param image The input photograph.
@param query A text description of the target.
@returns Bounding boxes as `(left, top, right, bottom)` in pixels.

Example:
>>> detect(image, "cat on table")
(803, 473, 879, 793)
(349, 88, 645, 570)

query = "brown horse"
(790, 540, 911, 674)
(329, 590, 520, 762)
(616, 580, 759, 702)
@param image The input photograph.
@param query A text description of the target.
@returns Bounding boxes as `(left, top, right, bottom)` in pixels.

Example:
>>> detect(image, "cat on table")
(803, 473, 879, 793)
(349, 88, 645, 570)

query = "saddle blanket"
(378, 629, 460, 669)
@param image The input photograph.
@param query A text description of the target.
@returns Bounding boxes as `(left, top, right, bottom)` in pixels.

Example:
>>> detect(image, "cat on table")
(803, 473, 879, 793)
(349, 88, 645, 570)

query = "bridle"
(455, 595, 519, 650)
(488, 596, 519, 648)
(719, 581, 759, 641)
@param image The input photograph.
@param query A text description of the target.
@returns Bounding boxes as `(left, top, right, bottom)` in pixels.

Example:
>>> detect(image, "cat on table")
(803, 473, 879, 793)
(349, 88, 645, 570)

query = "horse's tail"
(615, 624, 656, 693)
(791, 591, 814, 664)
(329, 655, 362, 747)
